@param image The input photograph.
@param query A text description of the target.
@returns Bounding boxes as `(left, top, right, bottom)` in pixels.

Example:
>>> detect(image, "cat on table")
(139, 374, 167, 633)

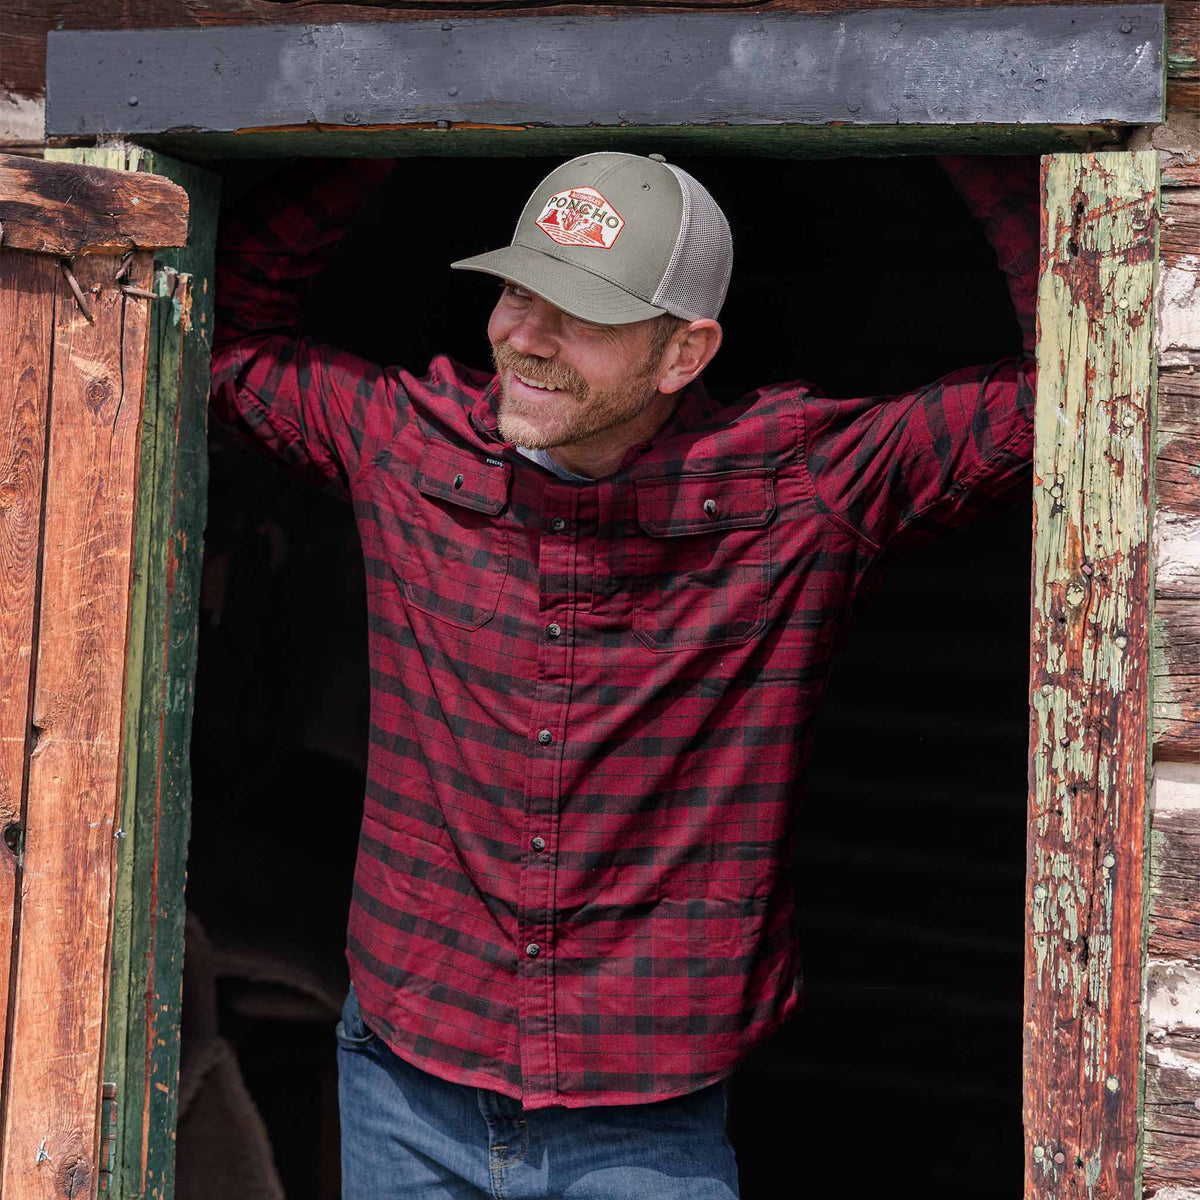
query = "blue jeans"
(336, 984, 741, 1199)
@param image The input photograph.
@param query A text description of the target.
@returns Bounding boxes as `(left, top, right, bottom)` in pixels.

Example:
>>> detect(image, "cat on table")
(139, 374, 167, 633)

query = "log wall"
(1143, 134, 1200, 1198)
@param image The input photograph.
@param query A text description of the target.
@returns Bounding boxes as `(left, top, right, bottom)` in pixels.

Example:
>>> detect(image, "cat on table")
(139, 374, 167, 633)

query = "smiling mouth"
(512, 371, 567, 395)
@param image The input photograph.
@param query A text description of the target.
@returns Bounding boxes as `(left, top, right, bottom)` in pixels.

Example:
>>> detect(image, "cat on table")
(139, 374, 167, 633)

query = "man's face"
(488, 283, 666, 450)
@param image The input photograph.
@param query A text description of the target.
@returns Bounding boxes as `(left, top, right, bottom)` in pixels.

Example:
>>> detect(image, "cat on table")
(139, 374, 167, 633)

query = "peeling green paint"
(46, 145, 217, 1200)
(1025, 151, 1158, 1199)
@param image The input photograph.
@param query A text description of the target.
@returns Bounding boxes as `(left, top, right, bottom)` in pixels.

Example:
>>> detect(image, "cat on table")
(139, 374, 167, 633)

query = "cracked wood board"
(1144, 763, 1200, 1195)
(45, 143, 217, 1200)
(0, 248, 56, 1119)
(0, 247, 154, 1199)
(1025, 150, 1158, 1198)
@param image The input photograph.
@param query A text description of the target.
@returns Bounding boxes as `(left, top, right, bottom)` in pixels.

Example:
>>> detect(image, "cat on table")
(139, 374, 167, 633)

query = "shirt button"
(525, 943, 541, 958)
(531, 836, 546, 852)
(537, 729, 553, 745)
(550, 517, 567, 533)
(547, 623, 562, 639)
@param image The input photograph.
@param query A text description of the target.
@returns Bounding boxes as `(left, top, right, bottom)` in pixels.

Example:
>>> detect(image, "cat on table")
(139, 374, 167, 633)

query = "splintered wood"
(1026, 151, 1158, 1199)
(0, 150, 174, 1198)
(0, 152, 188, 255)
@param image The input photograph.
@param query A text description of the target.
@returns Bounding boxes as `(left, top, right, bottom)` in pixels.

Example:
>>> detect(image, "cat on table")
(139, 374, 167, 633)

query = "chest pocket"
(387, 441, 510, 631)
(633, 470, 775, 653)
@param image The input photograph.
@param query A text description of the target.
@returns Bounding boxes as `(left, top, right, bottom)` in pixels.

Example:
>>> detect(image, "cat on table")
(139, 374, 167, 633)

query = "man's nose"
(506, 302, 559, 358)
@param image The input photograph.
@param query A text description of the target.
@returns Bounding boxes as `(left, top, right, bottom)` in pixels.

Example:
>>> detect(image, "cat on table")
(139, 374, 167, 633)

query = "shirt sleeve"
(210, 156, 404, 496)
(801, 155, 1040, 553)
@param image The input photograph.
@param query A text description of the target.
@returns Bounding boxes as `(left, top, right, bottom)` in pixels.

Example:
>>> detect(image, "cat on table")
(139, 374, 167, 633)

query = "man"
(212, 150, 1037, 1198)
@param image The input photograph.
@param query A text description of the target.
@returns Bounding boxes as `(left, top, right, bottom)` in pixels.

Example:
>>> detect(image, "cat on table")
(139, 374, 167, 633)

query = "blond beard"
(492, 341, 659, 450)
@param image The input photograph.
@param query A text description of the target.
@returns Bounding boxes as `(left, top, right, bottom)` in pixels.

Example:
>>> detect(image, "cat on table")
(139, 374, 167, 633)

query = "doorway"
(187, 152, 1030, 1198)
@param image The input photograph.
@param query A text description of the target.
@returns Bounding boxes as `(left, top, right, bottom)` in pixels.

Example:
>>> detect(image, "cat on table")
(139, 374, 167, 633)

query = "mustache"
(492, 342, 587, 396)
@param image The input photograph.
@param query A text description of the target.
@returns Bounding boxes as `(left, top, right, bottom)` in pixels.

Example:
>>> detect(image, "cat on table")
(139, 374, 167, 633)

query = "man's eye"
(503, 283, 531, 299)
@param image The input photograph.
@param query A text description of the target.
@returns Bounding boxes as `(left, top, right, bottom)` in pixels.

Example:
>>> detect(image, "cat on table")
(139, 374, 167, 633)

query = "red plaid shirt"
(211, 155, 1038, 1109)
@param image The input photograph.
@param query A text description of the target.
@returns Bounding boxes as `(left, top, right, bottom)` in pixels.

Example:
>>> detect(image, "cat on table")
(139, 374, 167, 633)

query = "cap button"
(647, 153, 666, 163)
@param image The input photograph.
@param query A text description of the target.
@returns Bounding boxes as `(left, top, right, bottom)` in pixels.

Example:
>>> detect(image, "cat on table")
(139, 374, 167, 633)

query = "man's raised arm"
(210, 157, 401, 495)
(801, 155, 1040, 554)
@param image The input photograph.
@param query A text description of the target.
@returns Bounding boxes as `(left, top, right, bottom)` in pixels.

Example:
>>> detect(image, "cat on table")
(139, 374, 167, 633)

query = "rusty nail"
(114, 251, 135, 282)
(120, 285, 157, 300)
(60, 261, 95, 324)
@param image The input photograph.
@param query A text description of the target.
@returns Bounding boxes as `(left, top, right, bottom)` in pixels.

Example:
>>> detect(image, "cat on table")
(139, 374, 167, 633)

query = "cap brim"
(450, 244, 666, 325)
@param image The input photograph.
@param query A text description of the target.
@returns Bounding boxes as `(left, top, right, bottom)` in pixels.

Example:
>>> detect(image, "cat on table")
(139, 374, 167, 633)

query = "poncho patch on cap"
(536, 187, 625, 249)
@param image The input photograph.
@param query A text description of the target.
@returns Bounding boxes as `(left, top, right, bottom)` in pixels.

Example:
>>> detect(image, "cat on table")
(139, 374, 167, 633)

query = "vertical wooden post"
(46, 145, 218, 1200)
(1026, 151, 1158, 1198)
(0, 249, 57, 1080)
(1, 247, 155, 1200)
(0, 154, 189, 1200)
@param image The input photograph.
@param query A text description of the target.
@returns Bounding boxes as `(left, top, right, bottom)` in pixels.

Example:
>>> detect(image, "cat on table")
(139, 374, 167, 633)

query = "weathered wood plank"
(1154, 597, 1199, 762)
(43, 9, 1165, 141)
(1025, 151, 1158, 1199)
(1158, 187, 1200, 371)
(1144, 763, 1200, 1195)
(0, 247, 56, 1118)
(0, 152, 188, 254)
(46, 144, 218, 1200)
(0, 249, 154, 1200)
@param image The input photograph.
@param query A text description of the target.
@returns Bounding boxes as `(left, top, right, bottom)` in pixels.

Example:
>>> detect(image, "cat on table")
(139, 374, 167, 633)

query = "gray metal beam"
(45, 7, 1164, 142)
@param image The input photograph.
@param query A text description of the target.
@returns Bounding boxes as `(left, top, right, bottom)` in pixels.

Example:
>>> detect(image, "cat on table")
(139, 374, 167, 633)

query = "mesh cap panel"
(652, 164, 733, 321)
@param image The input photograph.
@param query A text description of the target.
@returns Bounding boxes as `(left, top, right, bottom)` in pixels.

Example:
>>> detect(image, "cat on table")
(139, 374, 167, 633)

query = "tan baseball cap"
(451, 152, 732, 326)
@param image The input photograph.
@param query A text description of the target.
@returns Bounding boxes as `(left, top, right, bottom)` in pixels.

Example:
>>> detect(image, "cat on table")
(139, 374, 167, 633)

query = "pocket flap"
(635, 471, 776, 537)
(414, 442, 511, 515)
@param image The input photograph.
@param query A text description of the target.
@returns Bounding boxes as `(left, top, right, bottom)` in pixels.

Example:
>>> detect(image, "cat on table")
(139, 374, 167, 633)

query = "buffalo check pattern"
(210, 155, 1039, 1109)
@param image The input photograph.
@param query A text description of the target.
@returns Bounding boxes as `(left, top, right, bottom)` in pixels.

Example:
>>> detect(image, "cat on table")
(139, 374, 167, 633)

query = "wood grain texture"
(1151, 164, 1200, 766)
(0, 249, 153, 1200)
(1025, 151, 1158, 1199)
(42, 9, 1165, 140)
(0, 152, 188, 253)
(1144, 763, 1200, 1196)
(0, 247, 56, 1129)
(45, 144, 218, 1200)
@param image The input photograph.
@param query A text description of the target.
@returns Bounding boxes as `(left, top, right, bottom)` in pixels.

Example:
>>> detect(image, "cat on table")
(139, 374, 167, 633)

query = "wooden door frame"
(36, 12, 1167, 1198)
(0, 152, 190, 1200)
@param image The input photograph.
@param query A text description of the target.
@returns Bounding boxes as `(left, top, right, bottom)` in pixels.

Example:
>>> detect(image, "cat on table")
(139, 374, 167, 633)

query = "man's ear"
(657, 320, 723, 396)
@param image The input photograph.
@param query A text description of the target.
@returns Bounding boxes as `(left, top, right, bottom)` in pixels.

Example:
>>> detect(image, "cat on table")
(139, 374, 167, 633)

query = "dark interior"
(185, 153, 1031, 1198)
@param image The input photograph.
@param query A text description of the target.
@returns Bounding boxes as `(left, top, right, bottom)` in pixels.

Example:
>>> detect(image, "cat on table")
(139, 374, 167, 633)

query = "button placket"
(515, 482, 579, 1102)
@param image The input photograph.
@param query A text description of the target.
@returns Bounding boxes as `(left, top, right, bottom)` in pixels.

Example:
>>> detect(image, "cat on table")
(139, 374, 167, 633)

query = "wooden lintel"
(44, 8, 1165, 141)
(0, 152, 188, 255)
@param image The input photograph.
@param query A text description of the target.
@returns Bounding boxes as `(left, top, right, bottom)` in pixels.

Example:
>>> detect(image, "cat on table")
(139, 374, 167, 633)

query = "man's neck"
(541, 391, 679, 479)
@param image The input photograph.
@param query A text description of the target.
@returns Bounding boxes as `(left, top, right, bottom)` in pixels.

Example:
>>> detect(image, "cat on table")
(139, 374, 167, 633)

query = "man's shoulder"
(630, 379, 823, 476)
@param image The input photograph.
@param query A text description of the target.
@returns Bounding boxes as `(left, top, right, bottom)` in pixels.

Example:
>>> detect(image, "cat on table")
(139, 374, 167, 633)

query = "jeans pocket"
(336, 982, 379, 1050)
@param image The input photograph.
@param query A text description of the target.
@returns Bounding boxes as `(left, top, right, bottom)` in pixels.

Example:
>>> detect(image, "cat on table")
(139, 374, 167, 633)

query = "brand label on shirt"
(536, 187, 624, 249)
